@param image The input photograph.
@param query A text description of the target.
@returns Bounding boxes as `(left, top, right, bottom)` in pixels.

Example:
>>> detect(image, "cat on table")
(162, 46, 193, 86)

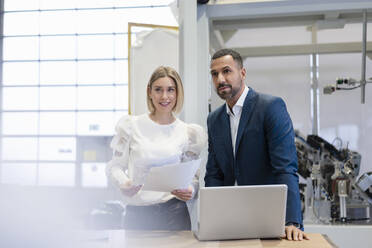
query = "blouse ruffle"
(110, 115, 132, 154)
(106, 114, 207, 206)
(185, 124, 208, 156)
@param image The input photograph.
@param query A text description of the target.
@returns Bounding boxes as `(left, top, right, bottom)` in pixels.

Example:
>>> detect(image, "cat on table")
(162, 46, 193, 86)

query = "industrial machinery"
(323, 77, 372, 95)
(295, 132, 371, 224)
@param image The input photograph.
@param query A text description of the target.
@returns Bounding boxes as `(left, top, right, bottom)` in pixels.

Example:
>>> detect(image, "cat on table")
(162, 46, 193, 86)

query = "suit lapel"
(235, 88, 258, 155)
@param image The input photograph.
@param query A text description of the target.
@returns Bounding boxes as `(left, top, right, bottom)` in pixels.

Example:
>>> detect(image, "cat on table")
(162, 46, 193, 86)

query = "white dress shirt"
(106, 114, 207, 206)
(226, 85, 249, 156)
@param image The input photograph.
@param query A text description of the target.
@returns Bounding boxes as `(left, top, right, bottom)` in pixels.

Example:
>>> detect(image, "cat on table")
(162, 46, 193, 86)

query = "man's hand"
(171, 186, 193, 201)
(282, 225, 310, 241)
(119, 180, 142, 197)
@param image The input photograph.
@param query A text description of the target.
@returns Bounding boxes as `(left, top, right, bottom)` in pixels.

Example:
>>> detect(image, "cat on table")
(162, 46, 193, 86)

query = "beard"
(216, 83, 232, 99)
(216, 83, 241, 100)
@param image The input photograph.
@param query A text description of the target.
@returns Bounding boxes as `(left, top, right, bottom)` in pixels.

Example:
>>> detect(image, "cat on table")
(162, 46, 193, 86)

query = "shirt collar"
(226, 85, 249, 116)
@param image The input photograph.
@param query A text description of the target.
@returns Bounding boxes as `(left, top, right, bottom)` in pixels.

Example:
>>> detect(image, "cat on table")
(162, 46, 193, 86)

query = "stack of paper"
(141, 159, 201, 192)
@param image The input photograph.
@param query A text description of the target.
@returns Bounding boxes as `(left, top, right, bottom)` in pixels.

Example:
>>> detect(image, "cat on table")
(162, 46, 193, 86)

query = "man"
(205, 49, 308, 241)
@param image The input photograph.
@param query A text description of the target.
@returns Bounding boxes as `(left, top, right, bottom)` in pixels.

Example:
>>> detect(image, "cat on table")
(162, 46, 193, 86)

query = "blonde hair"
(146, 66, 184, 114)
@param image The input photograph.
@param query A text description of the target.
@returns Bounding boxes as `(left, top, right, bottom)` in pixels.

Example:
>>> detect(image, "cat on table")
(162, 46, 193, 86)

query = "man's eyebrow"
(211, 66, 230, 73)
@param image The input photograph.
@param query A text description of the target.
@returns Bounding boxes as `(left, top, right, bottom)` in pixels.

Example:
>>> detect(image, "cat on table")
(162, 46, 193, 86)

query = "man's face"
(210, 55, 246, 102)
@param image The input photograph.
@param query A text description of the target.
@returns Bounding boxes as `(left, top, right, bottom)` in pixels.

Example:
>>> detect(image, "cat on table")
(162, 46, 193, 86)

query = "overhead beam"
(212, 12, 372, 30)
(209, 29, 225, 52)
(234, 41, 372, 58)
(206, 0, 372, 21)
(220, 30, 237, 43)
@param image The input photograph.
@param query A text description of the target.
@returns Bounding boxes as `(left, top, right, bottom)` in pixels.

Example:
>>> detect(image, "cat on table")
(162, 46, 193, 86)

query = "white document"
(142, 159, 201, 192)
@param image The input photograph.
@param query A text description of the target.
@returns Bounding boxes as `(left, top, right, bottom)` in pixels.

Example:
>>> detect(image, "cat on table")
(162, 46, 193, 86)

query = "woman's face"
(149, 76, 177, 115)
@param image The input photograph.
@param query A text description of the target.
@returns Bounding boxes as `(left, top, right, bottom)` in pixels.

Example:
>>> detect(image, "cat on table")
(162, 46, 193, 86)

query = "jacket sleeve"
(204, 114, 225, 187)
(264, 97, 303, 229)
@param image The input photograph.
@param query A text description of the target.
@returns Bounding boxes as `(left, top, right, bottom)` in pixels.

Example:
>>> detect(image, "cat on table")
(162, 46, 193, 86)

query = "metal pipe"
(311, 26, 319, 135)
(361, 10, 367, 104)
(338, 180, 348, 222)
(339, 196, 347, 222)
(311, 54, 319, 135)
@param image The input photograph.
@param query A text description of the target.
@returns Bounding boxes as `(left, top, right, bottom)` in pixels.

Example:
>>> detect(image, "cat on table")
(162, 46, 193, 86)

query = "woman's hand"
(171, 186, 193, 201)
(119, 180, 142, 197)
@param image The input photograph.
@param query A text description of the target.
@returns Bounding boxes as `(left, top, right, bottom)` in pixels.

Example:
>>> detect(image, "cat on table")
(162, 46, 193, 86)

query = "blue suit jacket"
(205, 88, 303, 227)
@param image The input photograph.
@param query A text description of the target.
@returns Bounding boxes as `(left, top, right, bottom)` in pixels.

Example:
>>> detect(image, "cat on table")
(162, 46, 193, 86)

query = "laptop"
(194, 184, 287, 241)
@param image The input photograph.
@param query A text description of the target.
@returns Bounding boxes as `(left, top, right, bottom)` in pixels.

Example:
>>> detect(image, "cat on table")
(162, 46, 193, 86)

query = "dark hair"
(211, 48, 243, 68)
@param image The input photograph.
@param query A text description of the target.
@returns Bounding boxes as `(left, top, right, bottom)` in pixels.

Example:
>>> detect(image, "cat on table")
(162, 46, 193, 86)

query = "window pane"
(147, 7, 178, 26)
(77, 0, 114, 8)
(152, 0, 175, 4)
(2, 87, 39, 110)
(40, 61, 76, 85)
(115, 60, 128, 83)
(77, 86, 114, 110)
(1, 163, 37, 186)
(40, 11, 76, 35)
(5, 0, 39, 11)
(40, 0, 77, 10)
(114, 0, 173, 7)
(2, 138, 38, 160)
(114, 111, 128, 125)
(82, 163, 107, 187)
(77, 35, 114, 59)
(40, 36, 76, 60)
(77, 112, 115, 135)
(2, 112, 38, 135)
(114, 34, 128, 59)
(38, 163, 75, 186)
(114, 0, 150, 7)
(3, 37, 39, 61)
(114, 85, 128, 110)
(39, 137, 76, 161)
(77, 9, 115, 34)
(40, 112, 76, 135)
(3, 62, 39, 85)
(77, 61, 114, 84)
(40, 87, 76, 110)
(114, 9, 133, 33)
(4, 12, 40, 36)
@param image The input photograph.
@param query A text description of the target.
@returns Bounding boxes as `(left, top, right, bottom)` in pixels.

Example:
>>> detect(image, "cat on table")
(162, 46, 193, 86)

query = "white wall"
(244, 55, 312, 135)
(130, 29, 178, 115)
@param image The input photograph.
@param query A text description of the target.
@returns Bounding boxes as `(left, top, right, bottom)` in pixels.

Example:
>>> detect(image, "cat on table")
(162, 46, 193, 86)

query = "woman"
(106, 66, 207, 230)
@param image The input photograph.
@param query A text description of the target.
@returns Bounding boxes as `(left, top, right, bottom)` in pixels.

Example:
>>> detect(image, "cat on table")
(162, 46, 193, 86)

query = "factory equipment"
(295, 132, 371, 224)
(323, 77, 372, 95)
(322, 10, 371, 103)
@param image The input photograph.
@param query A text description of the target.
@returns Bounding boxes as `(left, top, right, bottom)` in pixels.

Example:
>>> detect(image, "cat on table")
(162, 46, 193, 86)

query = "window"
(1, 0, 177, 187)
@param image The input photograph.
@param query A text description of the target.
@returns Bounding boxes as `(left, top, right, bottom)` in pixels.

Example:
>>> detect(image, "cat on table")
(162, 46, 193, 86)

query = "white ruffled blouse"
(106, 114, 207, 206)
